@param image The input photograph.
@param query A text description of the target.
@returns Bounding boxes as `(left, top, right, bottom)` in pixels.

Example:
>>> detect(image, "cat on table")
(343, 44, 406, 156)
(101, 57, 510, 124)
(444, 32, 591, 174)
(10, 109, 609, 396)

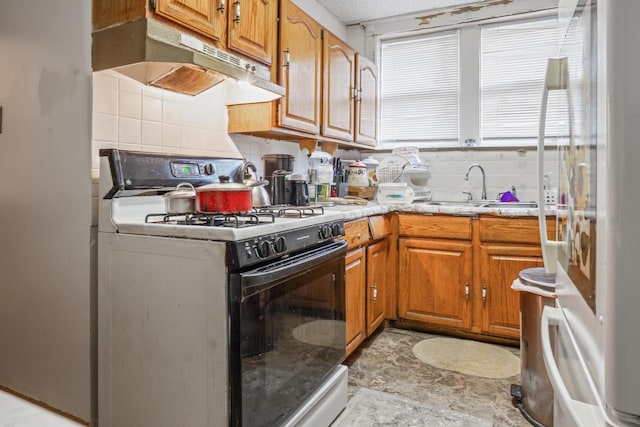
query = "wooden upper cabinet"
(322, 31, 356, 141)
(279, 0, 322, 134)
(355, 54, 378, 146)
(155, 0, 226, 41)
(227, 0, 276, 65)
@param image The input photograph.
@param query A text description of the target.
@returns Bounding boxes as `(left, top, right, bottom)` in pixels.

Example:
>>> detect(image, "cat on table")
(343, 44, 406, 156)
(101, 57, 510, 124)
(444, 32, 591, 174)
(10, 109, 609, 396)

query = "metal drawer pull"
(371, 283, 377, 301)
(465, 281, 470, 300)
(233, 1, 240, 23)
(283, 49, 291, 67)
(482, 283, 487, 303)
(218, 0, 225, 13)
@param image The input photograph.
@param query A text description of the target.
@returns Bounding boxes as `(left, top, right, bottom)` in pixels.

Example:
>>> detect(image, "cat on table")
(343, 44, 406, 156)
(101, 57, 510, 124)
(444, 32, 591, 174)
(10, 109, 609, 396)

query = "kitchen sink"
(416, 200, 538, 208)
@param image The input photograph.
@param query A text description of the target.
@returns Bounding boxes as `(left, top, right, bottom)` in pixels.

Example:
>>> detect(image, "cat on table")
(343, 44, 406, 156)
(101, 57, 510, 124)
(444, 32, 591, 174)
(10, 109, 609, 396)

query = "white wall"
(0, 1, 92, 422)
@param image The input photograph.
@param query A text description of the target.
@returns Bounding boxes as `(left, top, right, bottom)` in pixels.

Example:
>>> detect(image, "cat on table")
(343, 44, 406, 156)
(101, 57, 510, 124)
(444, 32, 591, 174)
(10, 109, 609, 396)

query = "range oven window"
(229, 241, 346, 427)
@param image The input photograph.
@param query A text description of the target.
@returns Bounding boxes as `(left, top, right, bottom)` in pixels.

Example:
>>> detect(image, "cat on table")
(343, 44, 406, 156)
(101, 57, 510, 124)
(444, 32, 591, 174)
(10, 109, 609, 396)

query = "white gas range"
(97, 149, 348, 427)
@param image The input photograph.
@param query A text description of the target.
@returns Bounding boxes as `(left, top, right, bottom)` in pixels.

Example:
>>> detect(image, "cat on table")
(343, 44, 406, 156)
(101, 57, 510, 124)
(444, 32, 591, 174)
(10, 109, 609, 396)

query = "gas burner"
(145, 212, 276, 228)
(256, 205, 325, 218)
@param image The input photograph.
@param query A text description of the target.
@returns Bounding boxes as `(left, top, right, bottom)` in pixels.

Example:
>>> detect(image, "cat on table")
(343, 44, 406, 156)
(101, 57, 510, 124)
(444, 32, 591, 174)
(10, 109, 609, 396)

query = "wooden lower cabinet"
(396, 214, 554, 341)
(345, 247, 367, 356)
(397, 238, 472, 330)
(366, 239, 387, 334)
(343, 215, 392, 357)
(479, 244, 545, 338)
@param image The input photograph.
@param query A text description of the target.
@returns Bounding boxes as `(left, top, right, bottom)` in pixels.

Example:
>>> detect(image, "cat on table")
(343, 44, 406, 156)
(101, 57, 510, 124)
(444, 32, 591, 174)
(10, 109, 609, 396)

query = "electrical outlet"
(544, 189, 557, 205)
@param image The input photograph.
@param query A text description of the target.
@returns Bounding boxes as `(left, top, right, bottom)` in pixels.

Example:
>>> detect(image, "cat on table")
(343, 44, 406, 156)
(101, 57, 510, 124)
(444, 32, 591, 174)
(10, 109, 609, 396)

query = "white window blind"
(380, 31, 459, 143)
(481, 18, 565, 143)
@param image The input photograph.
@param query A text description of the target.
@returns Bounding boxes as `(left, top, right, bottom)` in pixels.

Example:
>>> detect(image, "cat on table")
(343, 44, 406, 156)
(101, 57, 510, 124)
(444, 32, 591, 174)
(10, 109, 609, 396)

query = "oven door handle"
(234, 240, 347, 300)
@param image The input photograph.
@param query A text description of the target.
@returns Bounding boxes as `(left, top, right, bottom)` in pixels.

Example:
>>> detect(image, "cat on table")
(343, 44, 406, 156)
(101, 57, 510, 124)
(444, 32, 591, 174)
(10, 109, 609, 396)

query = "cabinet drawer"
(342, 219, 371, 249)
(369, 215, 391, 240)
(479, 217, 556, 244)
(398, 214, 472, 240)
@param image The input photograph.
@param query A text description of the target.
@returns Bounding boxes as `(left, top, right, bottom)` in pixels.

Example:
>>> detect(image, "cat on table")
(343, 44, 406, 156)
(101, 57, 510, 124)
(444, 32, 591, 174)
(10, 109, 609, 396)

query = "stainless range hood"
(92, 18, 285, 103)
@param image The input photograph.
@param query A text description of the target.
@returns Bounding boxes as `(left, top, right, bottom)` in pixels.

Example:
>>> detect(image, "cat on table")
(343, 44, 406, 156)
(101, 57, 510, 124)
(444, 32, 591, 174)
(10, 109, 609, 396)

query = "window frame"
(376, 11, 558, 150)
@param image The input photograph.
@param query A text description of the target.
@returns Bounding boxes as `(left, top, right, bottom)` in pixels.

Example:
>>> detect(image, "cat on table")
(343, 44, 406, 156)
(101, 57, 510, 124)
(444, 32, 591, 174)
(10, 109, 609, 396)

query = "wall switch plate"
(544, 189, 557, 204)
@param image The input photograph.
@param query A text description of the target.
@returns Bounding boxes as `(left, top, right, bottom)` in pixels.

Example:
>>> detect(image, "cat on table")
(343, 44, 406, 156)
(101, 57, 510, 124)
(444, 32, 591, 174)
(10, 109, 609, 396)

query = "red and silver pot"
(195, 176, 253, 214)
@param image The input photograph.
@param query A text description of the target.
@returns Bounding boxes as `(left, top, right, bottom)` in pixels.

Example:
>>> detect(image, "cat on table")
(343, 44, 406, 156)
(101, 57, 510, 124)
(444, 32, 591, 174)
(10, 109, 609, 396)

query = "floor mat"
(332, 387, 492, 427)
(412, 337, 520, 379)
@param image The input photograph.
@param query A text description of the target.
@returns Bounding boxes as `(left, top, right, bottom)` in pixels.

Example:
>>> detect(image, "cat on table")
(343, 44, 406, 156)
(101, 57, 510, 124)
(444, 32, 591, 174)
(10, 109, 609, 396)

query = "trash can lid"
(518, 267, 556, 290)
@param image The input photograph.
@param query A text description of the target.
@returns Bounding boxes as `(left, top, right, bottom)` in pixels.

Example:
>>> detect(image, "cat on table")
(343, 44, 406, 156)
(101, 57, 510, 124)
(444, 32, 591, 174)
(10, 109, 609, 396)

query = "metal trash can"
(510, 267, 556, 427)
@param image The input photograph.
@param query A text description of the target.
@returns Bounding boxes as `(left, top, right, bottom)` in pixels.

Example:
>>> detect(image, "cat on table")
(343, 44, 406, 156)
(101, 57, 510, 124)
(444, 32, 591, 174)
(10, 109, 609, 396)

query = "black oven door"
(228, 240, 347, 427)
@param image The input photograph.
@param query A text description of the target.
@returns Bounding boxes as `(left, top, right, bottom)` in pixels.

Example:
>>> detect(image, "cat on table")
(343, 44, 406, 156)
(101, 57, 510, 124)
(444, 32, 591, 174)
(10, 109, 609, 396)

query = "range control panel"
(227, 220, 345, 270)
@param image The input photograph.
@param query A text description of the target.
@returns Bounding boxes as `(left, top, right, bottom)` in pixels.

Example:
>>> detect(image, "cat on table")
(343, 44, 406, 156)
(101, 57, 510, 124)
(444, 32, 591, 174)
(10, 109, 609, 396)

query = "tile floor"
(0, 390, 85, 427)
(337, 327, 531, 427)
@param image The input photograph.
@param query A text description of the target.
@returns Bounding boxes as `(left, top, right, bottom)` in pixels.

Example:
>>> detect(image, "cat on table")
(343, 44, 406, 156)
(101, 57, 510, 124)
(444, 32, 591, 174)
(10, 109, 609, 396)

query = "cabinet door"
(278, 0, 322, 134)
(345, 247, 366, 357)
(355, 54, 377, 146)
(366, 239, 387, 335)
(398, 238, 472, 330)
(479, 244, 545, 339)
(227, 0, 275, 65)
(321, 31, 355, 141)
(156, 0, 226, 41)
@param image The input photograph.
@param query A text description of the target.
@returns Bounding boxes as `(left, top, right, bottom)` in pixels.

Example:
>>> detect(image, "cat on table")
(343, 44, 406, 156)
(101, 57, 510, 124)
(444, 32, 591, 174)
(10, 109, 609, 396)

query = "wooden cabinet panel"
(342, 219, 370, 249)
(278, 0, 322, 133)
(322, 31, 356, 141)
(156, 0, 226, 41)
(355, 54, 378, 146)
(398, 214, 472, 240)
(369, 215, 391, 240)
(398, 238, 472, 329)
(479, 245, 545, 338)
(345, 247, 366, 357)
(479, 217, 556, 244)
(366, 239, 387, 335)
(227, 0, 276, 65)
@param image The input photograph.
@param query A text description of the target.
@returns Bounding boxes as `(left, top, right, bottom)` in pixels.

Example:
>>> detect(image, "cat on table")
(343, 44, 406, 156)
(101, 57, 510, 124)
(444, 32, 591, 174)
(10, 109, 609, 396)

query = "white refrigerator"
(538, 0, 640, 425)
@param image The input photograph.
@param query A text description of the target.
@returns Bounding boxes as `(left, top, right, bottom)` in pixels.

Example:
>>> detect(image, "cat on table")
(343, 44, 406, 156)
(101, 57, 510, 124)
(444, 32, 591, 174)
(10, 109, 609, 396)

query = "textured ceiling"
(314, 0, 485, 25)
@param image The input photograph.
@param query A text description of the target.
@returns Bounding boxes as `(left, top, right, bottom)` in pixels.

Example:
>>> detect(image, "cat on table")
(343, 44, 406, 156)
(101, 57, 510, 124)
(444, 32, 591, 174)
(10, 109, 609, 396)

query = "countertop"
(324, 201, 555, 221)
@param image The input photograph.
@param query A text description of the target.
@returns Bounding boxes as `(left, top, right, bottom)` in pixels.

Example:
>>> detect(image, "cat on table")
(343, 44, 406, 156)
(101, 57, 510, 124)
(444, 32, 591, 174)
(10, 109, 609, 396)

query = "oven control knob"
(332, 223, 344, 237)
(203, 163, 215, 175)
(320, 225, 332, 239)
(274, 236, 287, 253)
(256, 240, 271, 258)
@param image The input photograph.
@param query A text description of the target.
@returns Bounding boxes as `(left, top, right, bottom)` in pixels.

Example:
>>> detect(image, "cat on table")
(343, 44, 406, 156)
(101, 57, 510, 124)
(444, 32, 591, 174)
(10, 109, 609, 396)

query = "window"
(481, 18, 564, 145)
(380, 31, 459, 144)
(378, 15, 560, 148)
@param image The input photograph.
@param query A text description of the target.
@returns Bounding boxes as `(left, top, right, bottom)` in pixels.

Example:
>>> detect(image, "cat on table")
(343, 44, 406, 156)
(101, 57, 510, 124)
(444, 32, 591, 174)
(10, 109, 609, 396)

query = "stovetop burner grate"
(144, 205, 325, 228)
(256, 205, 325, 218)
(145, 212, 276, 228)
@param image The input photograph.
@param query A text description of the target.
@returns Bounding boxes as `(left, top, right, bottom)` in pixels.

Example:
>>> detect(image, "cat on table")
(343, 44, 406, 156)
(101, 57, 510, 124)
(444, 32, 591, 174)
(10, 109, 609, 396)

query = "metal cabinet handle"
(371, 283, 377, 302)
(482, 283, 487, 303)
(283, 49, 291, 68)
(233, 1, 240, 23)
(218, 0, 225, 13)
(465, 281, 470, 300)
(355, 233, 361, 239)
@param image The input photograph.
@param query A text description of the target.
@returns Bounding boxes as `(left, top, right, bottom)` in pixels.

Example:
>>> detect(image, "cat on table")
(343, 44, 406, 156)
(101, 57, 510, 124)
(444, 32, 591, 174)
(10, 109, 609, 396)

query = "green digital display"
(172, 162, 200, 177)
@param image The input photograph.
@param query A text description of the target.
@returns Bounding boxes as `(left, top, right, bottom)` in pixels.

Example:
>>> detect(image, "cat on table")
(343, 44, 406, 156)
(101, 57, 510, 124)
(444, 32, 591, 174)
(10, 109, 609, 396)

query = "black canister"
(271, 171, 287, 205)
(284, 180, 309, 206)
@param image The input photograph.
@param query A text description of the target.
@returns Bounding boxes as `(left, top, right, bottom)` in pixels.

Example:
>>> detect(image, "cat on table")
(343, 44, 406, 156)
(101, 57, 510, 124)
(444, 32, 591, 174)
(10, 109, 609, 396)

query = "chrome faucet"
(464, 163, 487, 200)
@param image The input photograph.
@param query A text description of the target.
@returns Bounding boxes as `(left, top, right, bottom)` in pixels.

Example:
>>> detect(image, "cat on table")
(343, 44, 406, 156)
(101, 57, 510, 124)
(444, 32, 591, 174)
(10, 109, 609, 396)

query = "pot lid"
(361, 156, 379, 166)
(197, 175, 251, 191)
(164, 182, 195, 198)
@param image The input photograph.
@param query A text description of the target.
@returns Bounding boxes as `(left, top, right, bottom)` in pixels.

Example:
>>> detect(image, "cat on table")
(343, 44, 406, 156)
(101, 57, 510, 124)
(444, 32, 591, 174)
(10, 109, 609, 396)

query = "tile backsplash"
(92, 70, 558, 226)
